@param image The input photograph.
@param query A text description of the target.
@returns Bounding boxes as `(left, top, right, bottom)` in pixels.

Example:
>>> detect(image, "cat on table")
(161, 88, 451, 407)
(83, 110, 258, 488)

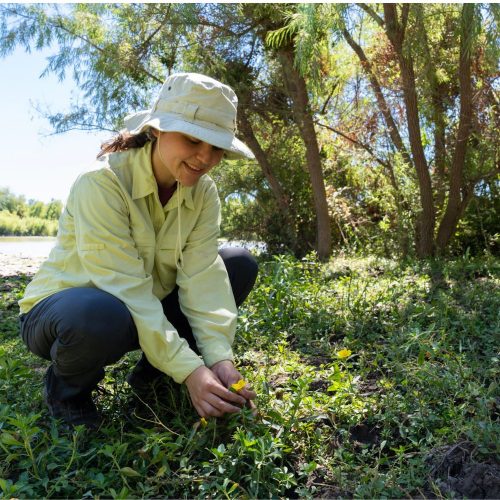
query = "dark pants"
(19, 247, 258, 401)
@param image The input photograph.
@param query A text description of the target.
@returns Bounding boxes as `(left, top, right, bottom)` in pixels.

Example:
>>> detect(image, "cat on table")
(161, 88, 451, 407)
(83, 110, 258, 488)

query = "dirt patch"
(358, 378, 381, 397)
(309, 378, 330, 392)
(0, 254, 44, 277)
(305, 355, 333, 367)
(427, 440, 500, 499)
(349, 422, 381, 447)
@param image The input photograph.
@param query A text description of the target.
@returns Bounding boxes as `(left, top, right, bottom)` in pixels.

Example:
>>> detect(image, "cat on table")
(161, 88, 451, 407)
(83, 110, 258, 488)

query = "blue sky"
(0, 46, 110, 203)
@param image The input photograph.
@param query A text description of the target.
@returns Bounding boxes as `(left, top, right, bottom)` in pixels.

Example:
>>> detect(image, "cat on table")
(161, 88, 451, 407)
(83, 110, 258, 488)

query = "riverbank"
(0, 209, 59, 237)
(0, 237, 265, 277)
(0, 253, 45, 276)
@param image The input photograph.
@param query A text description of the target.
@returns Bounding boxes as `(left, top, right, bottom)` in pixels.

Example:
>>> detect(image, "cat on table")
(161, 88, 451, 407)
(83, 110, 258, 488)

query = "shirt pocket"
(135, 241, 155, 275)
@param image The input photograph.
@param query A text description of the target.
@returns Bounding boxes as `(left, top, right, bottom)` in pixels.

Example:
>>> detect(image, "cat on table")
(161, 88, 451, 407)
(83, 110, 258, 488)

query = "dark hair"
(97, 131, 152, 159)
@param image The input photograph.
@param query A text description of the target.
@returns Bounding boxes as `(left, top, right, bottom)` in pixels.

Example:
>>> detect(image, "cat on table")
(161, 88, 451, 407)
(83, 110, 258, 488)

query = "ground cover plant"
(0, 253, 499, 498)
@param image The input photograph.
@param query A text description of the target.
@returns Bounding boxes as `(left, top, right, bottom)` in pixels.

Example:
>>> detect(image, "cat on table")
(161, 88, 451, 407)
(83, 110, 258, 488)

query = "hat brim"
(124, 110, 254, 161)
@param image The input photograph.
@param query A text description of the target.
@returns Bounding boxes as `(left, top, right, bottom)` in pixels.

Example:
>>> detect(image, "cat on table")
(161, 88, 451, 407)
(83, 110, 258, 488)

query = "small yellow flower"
(337, 349, 352, 359)
(200, 417, 208, 427)
(230, 379, 247, 392)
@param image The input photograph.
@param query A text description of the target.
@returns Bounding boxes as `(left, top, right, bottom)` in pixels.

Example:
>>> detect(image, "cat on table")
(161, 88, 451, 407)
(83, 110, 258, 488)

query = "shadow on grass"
(1, 256, 499, 498)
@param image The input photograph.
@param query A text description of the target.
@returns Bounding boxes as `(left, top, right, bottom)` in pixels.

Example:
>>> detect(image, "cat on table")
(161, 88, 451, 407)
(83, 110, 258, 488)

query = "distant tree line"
(0, 3, 498, 258)
(0, 187, 62, 236)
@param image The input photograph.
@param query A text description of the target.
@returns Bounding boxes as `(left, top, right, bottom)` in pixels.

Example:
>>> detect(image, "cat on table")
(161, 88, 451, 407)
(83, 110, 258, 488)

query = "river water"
(0, 236, 265, 259)
(0, 236, 57, 258)
(0, 236, 264, 276)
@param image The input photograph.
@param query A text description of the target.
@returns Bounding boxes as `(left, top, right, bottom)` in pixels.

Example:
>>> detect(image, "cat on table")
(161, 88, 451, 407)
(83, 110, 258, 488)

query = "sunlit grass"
(0, 254, 498, 497)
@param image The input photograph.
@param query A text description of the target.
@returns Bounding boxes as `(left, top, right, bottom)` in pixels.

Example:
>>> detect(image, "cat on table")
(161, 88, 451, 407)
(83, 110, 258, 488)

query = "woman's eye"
(184, 135, 200, 144)
(184, 134, 222, 152)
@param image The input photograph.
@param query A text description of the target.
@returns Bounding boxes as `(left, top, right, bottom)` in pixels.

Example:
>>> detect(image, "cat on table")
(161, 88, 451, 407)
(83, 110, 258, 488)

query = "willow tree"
(0, 3, 205, 132)
(0, 3, 333, 259)
(178, 4, 334, 259)
(279, 3, 499, 257)
(247, 4, 333, 260)
(337, 3, 499, 257)
(175, 4, 308, 255)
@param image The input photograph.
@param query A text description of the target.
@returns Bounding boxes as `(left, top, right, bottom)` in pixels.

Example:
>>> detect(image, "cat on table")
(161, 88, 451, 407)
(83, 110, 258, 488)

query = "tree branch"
(136, 5, 172, 61)
(46, 123, 116, 134)
(436, 4, 476, 250)
(3, 5, 163, 84)
(358, 3, 384, 28)
(384, 3, 435, 256)
(315, 120, 389, 169)
(400, 4, 410, 39)
(319, 81, 338, 115)
(315, 119, 402, 196)
(341, 25, 411, 165)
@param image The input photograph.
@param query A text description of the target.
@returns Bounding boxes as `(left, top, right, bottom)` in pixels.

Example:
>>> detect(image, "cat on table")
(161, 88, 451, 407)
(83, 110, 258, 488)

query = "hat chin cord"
(155, 132, 180, 186)
(155, 132, 184, 270)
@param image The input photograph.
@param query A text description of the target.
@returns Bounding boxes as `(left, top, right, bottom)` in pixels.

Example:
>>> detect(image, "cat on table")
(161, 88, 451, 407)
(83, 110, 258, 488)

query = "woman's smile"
(183, 161, 205, 174)
(152, 131, 224, 188)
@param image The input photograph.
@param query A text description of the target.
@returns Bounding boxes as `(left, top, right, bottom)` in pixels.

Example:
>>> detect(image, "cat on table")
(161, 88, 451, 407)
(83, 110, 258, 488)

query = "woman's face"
(151, 131, 225, 188)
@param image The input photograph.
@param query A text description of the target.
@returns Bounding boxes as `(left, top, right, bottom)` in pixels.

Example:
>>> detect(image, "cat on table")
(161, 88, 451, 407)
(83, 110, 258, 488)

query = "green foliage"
(451, 176, 500, 255)
(0, 188, 61, 236)
(0, 3, 198, 132)
(0, 210, 58, 236)
(212, 117, 316, 257)
(0, 4, 498, 256)
(265, 4, 344, 88)
(1, 255, 498, 497)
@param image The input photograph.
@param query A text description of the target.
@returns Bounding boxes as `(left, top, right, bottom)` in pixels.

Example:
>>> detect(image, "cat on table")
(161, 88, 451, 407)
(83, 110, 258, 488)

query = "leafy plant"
(0, 254, 498, 497)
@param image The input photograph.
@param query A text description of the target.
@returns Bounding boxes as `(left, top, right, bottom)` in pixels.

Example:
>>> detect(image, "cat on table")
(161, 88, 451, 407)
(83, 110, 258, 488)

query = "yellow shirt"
(19, 142, 237, 383)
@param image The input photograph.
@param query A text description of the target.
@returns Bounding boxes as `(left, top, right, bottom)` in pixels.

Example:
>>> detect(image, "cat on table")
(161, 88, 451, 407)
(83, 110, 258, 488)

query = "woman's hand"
(211, 360, 257, 403)
(184, 365, 247, 418)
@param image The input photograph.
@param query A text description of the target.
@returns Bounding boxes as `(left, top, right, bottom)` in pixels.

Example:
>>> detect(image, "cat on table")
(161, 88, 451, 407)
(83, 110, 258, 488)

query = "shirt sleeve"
(176, 181, 238, 367)
(69, 170, 204, 383)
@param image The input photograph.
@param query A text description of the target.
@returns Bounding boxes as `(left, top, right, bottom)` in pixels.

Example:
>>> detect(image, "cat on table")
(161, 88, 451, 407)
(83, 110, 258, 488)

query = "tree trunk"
(414, 4, 448, 213)
(279, 49, 332, 260)
(400, 54, 436, 257)
(238, 111, 298, 251)
(342, 24, 411, 255)
(384, 4, 435, 257)
(435, 4, 475, 252)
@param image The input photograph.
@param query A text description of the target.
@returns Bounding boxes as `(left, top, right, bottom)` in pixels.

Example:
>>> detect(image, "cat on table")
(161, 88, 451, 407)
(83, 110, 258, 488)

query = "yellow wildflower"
(230, 379, 247, 392)
(337, 349, 352, 359)
(200, 417, 208, 427)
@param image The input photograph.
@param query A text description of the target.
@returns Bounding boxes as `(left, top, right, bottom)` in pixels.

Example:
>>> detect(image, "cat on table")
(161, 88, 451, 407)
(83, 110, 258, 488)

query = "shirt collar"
(131, 142, 194, 210)
(164, 185, 194, 211)
(131, 142, 157, 200)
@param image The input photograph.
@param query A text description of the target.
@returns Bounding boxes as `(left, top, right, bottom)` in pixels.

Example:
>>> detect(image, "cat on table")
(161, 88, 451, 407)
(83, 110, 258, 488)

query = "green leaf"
(303, 461, 317, 474)
(243, 438, 257, 448)
(0, 432, 22, 446)
(227, 482, 239, 494)
(119, 467, 141, 478)
(417, 349, 425, 366)
(327, 381, 341, 392)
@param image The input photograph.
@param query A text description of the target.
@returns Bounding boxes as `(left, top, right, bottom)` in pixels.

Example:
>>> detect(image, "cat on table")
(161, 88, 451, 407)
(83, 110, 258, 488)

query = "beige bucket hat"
(123, 72, 254, 160)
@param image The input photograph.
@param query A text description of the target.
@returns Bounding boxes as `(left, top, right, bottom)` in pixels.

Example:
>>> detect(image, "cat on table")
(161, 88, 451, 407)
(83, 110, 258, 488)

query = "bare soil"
(0, 254, 44, 277)
(426, 441, 500, 499)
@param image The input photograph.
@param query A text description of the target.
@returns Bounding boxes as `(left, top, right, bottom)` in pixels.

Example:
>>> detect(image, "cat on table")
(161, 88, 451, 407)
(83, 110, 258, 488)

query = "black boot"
(43, 369, 101, 429)
(126, 353, 165, 393)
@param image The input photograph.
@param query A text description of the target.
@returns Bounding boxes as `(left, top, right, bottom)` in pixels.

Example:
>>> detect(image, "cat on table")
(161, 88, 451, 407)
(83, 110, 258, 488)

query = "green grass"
(1, 254, 499, 498)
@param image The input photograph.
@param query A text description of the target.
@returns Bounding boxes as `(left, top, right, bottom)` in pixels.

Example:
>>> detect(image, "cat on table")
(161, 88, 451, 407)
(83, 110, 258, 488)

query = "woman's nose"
(196, 143, 216, 166)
